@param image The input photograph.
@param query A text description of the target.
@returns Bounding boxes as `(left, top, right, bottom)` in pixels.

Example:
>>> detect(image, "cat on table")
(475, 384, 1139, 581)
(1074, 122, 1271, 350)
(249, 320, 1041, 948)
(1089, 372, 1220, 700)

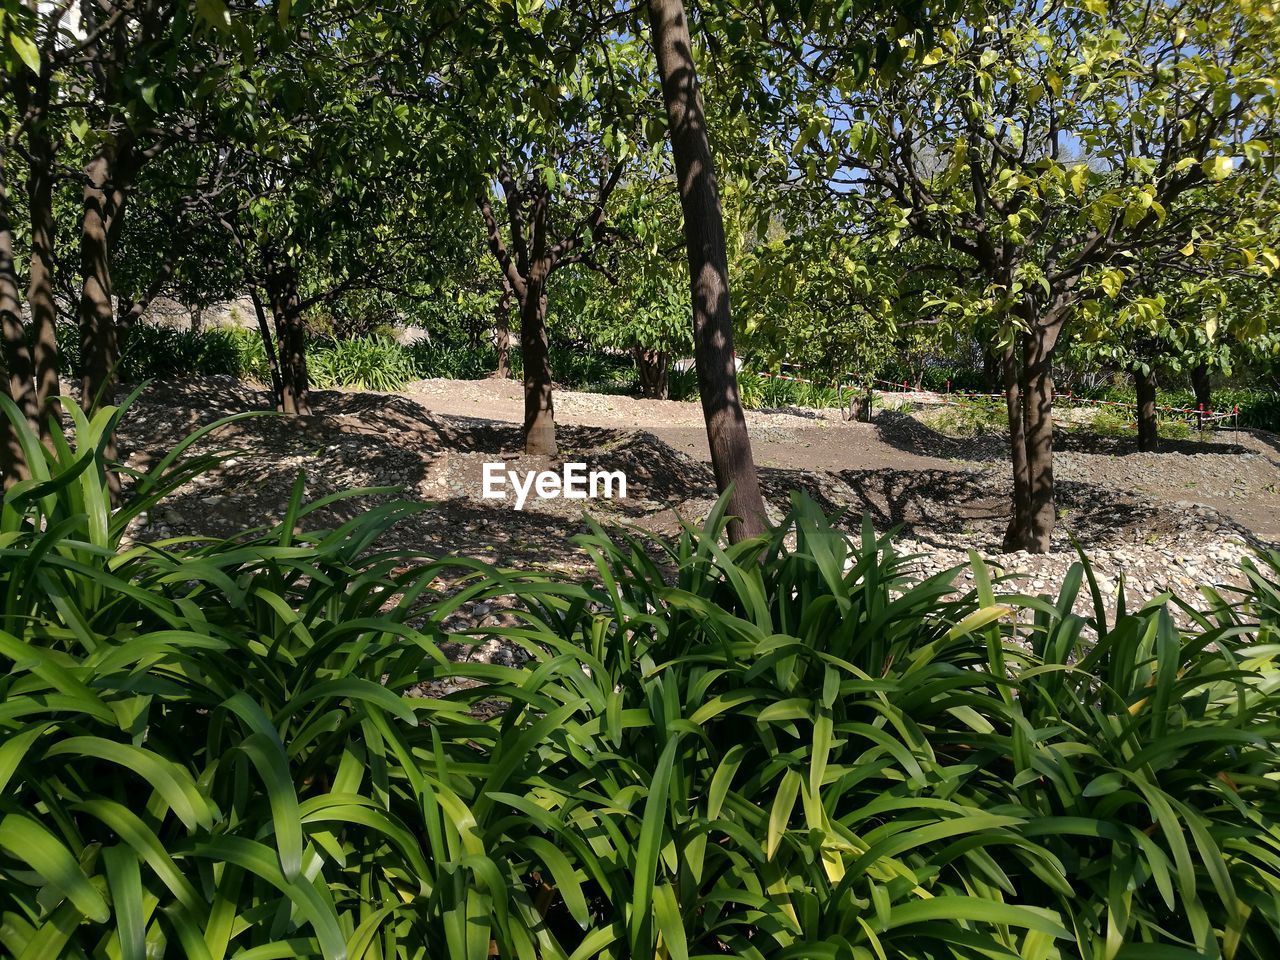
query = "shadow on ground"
(109, 378, 1273, 569)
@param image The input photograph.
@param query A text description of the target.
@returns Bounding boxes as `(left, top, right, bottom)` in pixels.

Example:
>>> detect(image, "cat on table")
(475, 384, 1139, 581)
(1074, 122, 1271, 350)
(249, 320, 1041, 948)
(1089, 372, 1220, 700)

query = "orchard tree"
(1076, 250, 1279, 449)
(645, 0, 771, 540)
(2, 0, 87, 446)
(472, 8, 649, 456)
(67, 0, 261, 419)
(479, 156, 627, 454)
(177, 1, 478, 414)
(574, 177, 694, 399)
(785, 0, 1280, 551)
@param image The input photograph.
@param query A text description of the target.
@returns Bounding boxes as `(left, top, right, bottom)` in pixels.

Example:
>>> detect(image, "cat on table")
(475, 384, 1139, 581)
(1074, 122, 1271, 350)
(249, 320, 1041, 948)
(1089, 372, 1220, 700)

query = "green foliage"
(0, 394, 549, 957)
(738, 231, 900, 380)
(571, 179, 693, 358)
(1070, 385, 1280, 433)
(309, 335, 419, 392)
(1158, 418, 1194, 441)
(53, 323, 269, 384)
(923, 398, 1006, 437)
(555, 499, 1280, 957)
(735, 369, 846, 411)
(1162, 388, 1280, 432)
(668, 365, 699, 402)
(1090, 406, 1134, 438)
(407, 341, 506, 381)
(2, 399, 1280, 958)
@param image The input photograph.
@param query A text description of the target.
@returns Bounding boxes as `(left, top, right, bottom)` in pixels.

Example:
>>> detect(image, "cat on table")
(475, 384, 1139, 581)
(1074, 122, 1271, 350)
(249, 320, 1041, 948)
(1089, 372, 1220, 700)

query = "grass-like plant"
(309, 335, 420, 391)
(0, 395, 566, 958)
(2, 396, 1277, 959)
(924, 397, 1007, 436)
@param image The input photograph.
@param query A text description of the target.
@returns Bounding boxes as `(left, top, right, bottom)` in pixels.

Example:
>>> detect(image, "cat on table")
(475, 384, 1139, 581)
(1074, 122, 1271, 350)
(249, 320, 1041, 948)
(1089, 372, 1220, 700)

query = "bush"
(668, 365, 699, 402)
(1091, 405, 1134, 436)
(924, 397, 1006, 435)
(309, 335, 419, 391)
(540, 499, 1280, 957)
(408, 341, 506, 380)
(738, 370, 843, 410)
(0, 394, 581, 958)
(2, 398, 1278, 959)
(53, 322, 270, 385)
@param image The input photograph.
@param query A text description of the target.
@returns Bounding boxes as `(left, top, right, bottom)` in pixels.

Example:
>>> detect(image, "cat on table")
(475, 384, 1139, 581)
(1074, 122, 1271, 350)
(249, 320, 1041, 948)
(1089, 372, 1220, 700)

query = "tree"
(151, 1, 479, 414)
(479, 158, 626, 454)
(737, 230, 907, 385)
(647, 0, 768, 541)
(1072, 244, 1280, 450)
(784, 0, 1280, 551)
(573, 174, 693, 399)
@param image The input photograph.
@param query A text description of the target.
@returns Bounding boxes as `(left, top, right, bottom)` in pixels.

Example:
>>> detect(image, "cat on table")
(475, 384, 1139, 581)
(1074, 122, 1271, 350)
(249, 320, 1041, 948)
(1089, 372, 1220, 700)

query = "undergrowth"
(2, 395, 1279, 958)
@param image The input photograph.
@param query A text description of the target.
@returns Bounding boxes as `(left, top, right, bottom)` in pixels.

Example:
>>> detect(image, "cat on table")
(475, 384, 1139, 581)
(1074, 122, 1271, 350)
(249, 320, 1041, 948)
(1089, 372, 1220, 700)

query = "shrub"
(1163, 388, 1280, 432)
(1091, 405, 1133, 436)
(538, 499, 1280, 958)
(53, 322, 270, 385)
(309, 335, 418, 391)
(2, 398, 1278, 959)
(668, 365, 699, 402)
(1158, 417, 1193, 440)
(408, 341, 507, 380)
(737, 371, 843, 410)
(924, 397, 1006, 436)
(0, 393, 593, 958)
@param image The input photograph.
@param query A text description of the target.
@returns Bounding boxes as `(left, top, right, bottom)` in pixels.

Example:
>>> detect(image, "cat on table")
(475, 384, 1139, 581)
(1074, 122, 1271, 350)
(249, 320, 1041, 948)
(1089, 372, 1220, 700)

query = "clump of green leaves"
(539, 497, 1280, 958)
(2, 399, 1278, 959)
(309, 334, 420, 391)
(922, 397, 1006, 436)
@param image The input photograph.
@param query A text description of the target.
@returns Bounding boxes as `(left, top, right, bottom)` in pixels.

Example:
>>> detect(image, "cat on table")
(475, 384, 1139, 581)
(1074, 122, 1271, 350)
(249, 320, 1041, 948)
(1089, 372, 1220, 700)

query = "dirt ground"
(403, 376, 1280, 544)
(115, 376, 1280, 611)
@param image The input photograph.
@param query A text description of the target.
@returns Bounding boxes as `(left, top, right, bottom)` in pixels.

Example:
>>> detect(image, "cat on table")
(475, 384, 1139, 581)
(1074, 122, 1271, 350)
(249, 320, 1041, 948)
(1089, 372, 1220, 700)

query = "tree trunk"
(26, 124, 60, 439)
(1001, 301, 1066, 556)
(77, 147, 122, 503)
(493, 285, 512, 379)
(1001, 341, 1032, 552)
(520, 271, 555, 455)
(634, 345, 670, 399)
(1, 151, 38, 484)
(191, 305, 204, 335)
(1190, 362, 1212, 414)
(647, 0, 767, 543)
(981, 345, 1000, 394)
(1022, 328, 1059, 553)
(1135, 365, 1158, 452)
(79, 149, 118, 416)
(249, 284, 285, 410)
(266, 264, 311, 416)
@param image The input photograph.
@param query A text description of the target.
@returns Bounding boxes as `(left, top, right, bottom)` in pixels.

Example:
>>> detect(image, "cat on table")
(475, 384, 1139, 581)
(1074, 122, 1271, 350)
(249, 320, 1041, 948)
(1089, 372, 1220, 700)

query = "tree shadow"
(869, 408, 1255, 463)
(829, 467, 1180, 553)
(1054, 430, 1251, 456)
(115, 380, 717, 570)
(870, 411, 1007, 463)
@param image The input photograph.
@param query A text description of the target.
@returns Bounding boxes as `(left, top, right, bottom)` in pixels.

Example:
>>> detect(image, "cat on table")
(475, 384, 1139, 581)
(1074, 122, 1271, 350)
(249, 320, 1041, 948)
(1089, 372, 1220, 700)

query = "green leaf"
(8, 31, 40, 73)
(0, 815, 110, 923)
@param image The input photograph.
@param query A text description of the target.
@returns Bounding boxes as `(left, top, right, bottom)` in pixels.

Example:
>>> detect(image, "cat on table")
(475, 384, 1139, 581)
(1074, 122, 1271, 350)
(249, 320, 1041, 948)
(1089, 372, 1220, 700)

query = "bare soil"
(116, 376, 1280, 611)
